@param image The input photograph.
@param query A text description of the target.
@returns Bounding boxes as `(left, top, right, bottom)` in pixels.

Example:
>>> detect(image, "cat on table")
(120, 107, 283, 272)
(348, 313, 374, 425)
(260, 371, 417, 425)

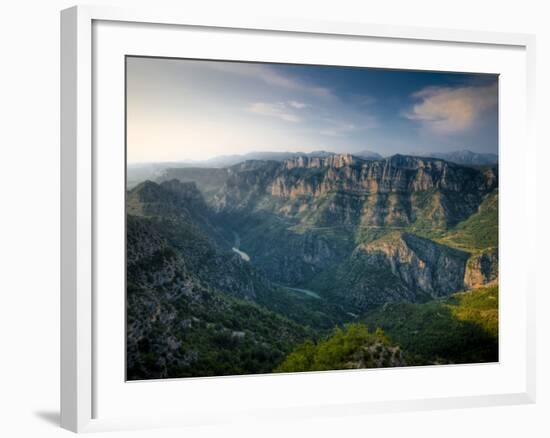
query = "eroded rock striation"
(360, 232, 469, 299)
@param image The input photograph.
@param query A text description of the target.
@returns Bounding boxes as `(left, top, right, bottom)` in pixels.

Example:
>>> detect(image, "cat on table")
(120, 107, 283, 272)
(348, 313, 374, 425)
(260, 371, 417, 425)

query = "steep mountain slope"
(437, 190, 498, 251)
(127, 214, 310, 379)
(128, 180, 267, 300)
(155, 167, 231, 200)
(304, 231, 470, 311)
(419, 189, 499, 288)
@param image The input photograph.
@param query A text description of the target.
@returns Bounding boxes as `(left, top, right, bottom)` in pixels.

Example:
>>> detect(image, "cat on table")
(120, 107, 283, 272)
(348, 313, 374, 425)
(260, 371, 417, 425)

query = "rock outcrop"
(345, 341, 406, 369)
(283, 153, 356, 170)
(464, 249, 499, 288)
(359, 232, 469, 298)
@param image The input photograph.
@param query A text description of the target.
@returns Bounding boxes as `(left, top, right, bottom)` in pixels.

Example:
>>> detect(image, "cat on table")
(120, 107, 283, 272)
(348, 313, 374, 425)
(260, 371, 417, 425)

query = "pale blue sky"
(126, 57, 498, 163)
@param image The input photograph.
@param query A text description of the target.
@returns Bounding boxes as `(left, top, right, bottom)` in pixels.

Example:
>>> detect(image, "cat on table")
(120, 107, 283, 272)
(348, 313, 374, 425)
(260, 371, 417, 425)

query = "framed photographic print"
(61, 5, 536, 433)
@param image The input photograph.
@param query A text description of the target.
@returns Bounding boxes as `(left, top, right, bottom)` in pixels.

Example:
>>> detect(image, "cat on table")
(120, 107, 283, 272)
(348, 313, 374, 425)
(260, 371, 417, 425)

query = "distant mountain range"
(413, 150, 498, 166)
(161, 149, 383, 168)
(128, 149, 497, 189)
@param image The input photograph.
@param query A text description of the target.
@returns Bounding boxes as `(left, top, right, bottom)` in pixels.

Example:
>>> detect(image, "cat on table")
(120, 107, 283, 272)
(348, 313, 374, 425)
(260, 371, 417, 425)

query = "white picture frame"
(60, 5, 536, 433)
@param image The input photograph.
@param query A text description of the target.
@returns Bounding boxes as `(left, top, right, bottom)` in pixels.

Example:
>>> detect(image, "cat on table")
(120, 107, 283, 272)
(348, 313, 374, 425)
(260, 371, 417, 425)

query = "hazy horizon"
(127, 57, 498, 165)
(126, 148, 498, 167)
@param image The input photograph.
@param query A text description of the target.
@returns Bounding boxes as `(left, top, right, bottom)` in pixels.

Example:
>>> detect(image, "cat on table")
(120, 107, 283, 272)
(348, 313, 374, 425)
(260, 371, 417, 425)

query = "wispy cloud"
(405, 83, 497, 133)
(288, 101, 309, 109)
(206, 62, 333, 98)
(248, 102, 302, 123)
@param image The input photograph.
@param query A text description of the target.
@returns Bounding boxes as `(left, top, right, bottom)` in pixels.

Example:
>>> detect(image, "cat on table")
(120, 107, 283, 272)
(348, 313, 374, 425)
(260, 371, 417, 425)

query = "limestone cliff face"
(213, 154, 497, 230)
(464, 249, 499, 288)
(271, 154, 496, 199)
(359, 232, 469, 298)
(283, 153, 356, 170)
(306, 231, 473, 312)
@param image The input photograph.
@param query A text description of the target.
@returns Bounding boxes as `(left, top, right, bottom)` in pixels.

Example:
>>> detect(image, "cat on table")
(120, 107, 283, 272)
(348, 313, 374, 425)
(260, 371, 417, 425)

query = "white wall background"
(0, 1, 547, 437)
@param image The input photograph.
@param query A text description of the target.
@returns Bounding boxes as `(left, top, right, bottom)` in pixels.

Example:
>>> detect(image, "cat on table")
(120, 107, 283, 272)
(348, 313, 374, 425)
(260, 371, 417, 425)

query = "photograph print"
(126, 57, 499, 380)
